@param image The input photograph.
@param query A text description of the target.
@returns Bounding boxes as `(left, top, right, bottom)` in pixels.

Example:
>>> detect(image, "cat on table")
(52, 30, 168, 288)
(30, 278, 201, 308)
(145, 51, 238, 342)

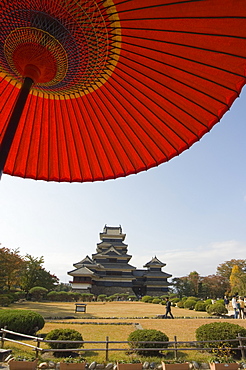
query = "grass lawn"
(3, 301, 246, 364)
(8, 300, 216, 318)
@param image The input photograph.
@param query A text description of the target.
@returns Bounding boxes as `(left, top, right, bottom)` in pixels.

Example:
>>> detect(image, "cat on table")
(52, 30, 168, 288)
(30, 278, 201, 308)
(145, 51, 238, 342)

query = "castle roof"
(100, 224, 126, 241)
(68, 266, 95, 276)
(73, 255, 97, 268)
(143, 256, 166, 268)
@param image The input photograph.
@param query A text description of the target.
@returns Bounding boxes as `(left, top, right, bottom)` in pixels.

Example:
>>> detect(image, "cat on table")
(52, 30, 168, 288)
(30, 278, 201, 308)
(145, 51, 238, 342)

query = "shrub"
(29, 286, 48, 301)
(141, 295, 153, 303)
(204, 299, 212, 306)
(187, 296, 200, 301)
(0, 295, 11, 307)
(176, 301, 184, 308)
(206, 303, 228, 316)
(97, 294, 107, 301)
(194, 301, 207, 312)
(171, 298, 180, 305)
(0, 309, 44, 335)
(196, 322, 246, 348)
(152, 298, 162, 304)
(13, 291, 26, 301)
(46, 328, 83, 356)
(184, 299, 196, 310)
(128, 329, 169, 356)
(47, 291, 59, 301)
(128, 295, 137, 301)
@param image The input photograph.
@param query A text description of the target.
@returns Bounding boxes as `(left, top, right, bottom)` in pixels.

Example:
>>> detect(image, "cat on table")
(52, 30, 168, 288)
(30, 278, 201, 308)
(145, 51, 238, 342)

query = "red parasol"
(0, 0, 246, 182)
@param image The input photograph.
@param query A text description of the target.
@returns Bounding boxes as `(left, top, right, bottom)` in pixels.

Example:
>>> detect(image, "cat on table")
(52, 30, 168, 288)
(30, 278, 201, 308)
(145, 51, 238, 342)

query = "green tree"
(188, 271, 200, 296)
(0, 247, 25, 291)
(171, 277, 192, 298)
(20, 254, 59, 294)
(200, 274, 229, 299)
(216, 259, 246, 280)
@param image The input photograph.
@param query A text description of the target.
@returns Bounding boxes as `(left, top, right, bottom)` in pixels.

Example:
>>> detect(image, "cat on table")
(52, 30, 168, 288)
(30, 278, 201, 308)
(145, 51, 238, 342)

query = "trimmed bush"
(206, 303, 228, 316)
(128, 329, 169, 356)
(29, 286, 48, 301)
(187, 296, 200, 301)
(97, 294, 107, 301)
(0, 295, 12, 307)
(0, 309, 44, 335)
(171, 298, 180, 304)
(184, 299, 196, 310)
(196, 322, 246, 348)
(152, 298, 162, 304)
(13, 291, 26, 301)
(46, 328, 83, 355)
(176, 301, 184, 308)
(194, 301, 207, 312)
(141, 295, 153, 303)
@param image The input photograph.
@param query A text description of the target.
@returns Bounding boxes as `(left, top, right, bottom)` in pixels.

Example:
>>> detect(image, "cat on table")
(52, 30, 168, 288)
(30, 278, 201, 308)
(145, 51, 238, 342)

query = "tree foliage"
(0, 247, 25, 291)
(20, 254, 59, 293)
(230, 265, 246, 296)
(216, 259, 246, 280)
(0, 247, 59, 296)
(200, 274, 229, 299)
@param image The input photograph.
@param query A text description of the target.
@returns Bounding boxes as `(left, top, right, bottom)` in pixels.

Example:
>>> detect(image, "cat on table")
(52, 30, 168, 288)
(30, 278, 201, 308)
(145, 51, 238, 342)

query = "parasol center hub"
(4, 27, 68, 85)
(23, 64, 41, 83)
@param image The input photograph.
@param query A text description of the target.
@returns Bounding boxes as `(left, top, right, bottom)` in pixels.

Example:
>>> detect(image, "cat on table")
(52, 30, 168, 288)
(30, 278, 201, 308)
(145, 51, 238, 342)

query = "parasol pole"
(0, 76, 34, 179)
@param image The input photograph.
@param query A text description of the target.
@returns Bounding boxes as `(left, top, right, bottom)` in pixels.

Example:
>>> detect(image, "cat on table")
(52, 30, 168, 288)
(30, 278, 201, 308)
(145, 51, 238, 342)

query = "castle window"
(106, 271, 122, 276)
(108, 258, 117, 263)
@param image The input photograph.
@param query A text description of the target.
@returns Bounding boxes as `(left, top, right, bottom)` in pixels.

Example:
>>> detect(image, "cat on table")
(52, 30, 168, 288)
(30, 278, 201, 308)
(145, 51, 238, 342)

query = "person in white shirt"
(231, 296, 238, 319)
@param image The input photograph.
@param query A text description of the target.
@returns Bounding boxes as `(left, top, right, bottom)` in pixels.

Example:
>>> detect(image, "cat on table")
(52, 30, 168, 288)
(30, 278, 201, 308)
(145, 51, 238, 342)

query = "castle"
(68, 225, 172, 296)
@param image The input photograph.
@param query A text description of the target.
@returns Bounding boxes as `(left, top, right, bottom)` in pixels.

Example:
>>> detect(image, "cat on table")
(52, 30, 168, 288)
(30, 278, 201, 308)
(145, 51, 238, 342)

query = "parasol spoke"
(0, 77, 33, 178)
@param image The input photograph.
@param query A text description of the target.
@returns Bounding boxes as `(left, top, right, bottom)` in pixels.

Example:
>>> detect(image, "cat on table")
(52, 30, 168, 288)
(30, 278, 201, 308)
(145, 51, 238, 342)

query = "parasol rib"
(0, 77, 33, 178)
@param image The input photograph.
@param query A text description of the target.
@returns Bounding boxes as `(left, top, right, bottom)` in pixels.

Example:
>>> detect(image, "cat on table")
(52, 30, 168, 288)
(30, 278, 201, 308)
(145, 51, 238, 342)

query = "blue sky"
(0, 88, 245, 284)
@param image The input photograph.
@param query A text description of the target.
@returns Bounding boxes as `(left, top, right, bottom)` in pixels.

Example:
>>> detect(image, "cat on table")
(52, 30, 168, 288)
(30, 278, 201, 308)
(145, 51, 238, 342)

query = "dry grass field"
(8, 300, 214, 318)
(3, 301, 246, 363)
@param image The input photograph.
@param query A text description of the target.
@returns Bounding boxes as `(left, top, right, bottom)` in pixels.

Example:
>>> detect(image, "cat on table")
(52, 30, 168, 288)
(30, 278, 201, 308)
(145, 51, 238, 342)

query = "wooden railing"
(1, 328, 246, 362)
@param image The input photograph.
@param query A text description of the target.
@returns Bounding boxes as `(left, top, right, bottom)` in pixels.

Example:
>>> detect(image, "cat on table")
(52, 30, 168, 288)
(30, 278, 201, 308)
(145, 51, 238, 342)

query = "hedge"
(128, 329, 169, 356)
(196, 322, 246, 348)
(0, 309, 44, 335)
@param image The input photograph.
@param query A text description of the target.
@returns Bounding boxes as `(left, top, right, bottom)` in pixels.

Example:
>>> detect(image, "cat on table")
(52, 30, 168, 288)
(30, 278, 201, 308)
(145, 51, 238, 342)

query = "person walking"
(164, 297, 174, 319)
(238, 296, 245, 319)
(224, 296, 229, 310)
(231, 295, 238, 319)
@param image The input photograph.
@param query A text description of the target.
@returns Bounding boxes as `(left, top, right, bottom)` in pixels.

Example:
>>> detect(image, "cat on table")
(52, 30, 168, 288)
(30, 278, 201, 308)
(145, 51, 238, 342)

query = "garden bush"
(128, 329, 169, 356)
(152, 298, 162, 304)
(141, 295, 153, 303)
(0, 309, 44, 335)
(0, 294, 12, 307)
(184, 299, 196, 310)
(196, 322, 246, 348)
(29, 286, 48, 301)
(187, 296, 200, 301)
(46, 328, 83, 356)
(176, 301, 184, 308)
(206, 302, 227, 316)
(171, 298, 180, 305)
(97, 294, 107, 301)
(13, 291, 26, 301)
(194, 301, 207, 311)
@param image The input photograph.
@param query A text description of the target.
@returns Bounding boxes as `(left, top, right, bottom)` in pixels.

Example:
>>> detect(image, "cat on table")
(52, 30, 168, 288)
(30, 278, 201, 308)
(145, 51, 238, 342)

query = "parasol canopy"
(0, 0, 246, 182)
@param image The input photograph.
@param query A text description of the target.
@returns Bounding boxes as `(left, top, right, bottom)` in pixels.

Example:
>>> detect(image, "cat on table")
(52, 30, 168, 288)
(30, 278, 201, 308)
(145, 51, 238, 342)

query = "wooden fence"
(1, 328, 246, 362)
